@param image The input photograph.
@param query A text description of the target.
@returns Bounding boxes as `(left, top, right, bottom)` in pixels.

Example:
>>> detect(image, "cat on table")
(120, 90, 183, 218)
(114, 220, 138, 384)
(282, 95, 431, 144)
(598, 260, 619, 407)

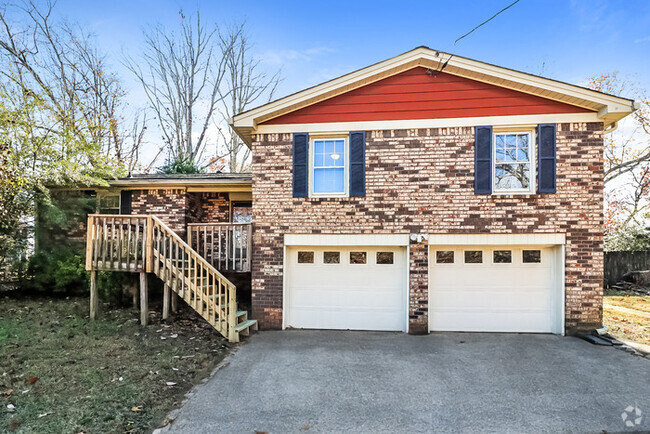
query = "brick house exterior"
(232, 47, 636, 336)
(77, 47, 634, 338)
(250, 123, 605, 333)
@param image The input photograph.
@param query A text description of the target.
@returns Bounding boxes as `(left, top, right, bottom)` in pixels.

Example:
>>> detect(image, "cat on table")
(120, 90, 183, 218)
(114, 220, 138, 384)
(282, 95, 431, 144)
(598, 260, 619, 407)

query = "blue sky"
(52, 0, 650, 101)
(42, 0, 650, 166)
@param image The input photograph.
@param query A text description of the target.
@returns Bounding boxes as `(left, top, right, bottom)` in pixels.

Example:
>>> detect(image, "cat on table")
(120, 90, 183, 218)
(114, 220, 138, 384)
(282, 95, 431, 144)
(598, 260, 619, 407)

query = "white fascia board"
(284, 233, 411, 246)
(255, 113, 600, 135)
(428, 233, 566, 246)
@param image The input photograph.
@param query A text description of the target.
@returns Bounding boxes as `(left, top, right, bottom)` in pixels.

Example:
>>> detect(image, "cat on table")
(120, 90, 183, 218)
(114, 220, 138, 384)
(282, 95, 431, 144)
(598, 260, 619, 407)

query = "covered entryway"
(285, 244, 408, 331)
(429, 241, 564, 334)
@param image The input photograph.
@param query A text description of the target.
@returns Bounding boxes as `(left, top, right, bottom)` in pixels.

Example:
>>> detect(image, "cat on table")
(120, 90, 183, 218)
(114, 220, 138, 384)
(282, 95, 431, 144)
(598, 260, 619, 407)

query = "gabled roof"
(232, 46, 637, 145)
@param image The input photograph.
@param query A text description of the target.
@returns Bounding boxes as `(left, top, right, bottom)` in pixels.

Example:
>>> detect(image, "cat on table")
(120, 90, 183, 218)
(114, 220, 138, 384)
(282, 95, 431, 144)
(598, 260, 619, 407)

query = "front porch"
(86, 173, 255, 343)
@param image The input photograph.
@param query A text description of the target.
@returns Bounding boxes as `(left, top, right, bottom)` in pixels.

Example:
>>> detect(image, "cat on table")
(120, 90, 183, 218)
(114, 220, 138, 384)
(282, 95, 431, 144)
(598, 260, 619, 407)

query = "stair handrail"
(150, 216, 238, 341)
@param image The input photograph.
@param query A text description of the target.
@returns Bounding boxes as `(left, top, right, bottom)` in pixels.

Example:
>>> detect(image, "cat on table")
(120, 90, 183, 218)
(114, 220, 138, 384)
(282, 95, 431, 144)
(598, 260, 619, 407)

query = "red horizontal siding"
(262, 67, 593, 125)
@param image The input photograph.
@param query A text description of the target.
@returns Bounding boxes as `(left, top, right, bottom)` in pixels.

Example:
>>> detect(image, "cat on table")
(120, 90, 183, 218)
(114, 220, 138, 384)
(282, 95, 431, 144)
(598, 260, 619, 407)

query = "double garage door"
(284, 243, 561, 333)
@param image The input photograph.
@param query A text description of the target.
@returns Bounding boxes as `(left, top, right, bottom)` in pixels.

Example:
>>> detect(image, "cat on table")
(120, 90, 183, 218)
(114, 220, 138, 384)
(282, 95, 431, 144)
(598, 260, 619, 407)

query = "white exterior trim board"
(284, 233, 410, 246)
(428, 233, 566, 246)
(254, 113, 600, 136)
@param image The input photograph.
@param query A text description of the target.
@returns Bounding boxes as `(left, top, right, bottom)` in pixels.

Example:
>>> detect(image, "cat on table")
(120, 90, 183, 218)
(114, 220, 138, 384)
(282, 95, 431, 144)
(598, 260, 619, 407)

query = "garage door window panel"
(298, 251, 314, 264)
(493, 250, 512, 263)
(464, 250, 483, 264)
(350, 252, 367, 264)
(436, 251, 454, 264)
(377, 252, 394, 264)
(324, 251, 340, 264)
(523, 250, 541, 263)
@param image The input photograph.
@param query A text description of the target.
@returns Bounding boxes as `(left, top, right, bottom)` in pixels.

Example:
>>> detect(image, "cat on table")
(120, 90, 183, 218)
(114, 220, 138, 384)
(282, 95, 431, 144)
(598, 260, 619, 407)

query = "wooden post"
(171, 292, 178, 313)
(139, 271, 148, 326)
(227, 284, 238, 343)
(145, 216, 153, 273)
(89, 270, 98, 319)
(85, 215, 94, 270)
(162, 282, 170, 320)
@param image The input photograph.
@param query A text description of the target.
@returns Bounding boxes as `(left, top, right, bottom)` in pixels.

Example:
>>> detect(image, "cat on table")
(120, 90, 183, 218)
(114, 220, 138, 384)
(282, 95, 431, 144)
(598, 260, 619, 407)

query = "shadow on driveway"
(162, 330, 650, 433)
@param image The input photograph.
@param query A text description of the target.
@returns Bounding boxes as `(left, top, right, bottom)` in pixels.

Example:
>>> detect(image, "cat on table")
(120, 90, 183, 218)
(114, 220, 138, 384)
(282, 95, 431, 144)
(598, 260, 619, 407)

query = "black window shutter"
(349, 131, 366, 197)
(537, 124, 557, 193)
(474, 126, 493, 194)
(120, 190, 132, 214)
(293, 133, 309, 197)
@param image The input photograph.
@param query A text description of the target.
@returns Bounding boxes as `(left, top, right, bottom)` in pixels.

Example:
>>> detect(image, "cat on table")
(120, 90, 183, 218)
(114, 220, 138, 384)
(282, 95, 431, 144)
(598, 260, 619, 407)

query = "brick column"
(409, 239, 428, 334)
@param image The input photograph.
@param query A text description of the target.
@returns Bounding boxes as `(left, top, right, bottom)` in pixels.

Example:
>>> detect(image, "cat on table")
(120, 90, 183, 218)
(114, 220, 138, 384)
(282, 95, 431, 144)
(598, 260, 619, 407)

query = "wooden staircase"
(85, 214, 257, 342)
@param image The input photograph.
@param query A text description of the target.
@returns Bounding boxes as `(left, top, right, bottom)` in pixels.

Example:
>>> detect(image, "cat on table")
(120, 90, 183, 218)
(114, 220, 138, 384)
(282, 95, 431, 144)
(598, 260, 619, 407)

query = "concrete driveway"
(164, 331, 650, 433)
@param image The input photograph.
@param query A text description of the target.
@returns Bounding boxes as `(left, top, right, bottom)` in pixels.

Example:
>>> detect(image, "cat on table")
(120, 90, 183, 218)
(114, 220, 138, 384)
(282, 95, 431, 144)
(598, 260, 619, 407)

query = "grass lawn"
(0, 295, 231, 433)
(603, 292, 650, 346)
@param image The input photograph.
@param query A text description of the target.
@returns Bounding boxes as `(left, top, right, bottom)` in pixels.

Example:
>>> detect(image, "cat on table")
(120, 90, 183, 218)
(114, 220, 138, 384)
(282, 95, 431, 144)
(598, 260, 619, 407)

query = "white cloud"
(634, 36, 650, 44)
(260, 46, 336, 65)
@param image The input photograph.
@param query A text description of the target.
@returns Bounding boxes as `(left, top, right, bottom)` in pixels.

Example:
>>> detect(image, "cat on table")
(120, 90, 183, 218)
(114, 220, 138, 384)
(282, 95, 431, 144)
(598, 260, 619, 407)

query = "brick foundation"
(251, 123, 604, 334)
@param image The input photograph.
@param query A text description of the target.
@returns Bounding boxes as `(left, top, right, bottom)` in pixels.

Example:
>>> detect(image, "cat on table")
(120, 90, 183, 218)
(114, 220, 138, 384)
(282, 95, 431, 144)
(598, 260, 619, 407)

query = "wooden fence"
(604, 250, 650, 287)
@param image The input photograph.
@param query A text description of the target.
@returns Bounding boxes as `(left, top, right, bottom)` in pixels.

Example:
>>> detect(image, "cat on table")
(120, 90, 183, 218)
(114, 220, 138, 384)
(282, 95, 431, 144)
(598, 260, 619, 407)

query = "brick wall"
(131, 189, 189, 238)
(251, 123, 604, 334)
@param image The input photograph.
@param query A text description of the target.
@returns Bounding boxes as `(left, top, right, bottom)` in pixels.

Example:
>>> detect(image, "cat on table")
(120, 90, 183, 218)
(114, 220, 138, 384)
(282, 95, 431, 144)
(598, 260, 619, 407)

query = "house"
(83, 47, 637, 340)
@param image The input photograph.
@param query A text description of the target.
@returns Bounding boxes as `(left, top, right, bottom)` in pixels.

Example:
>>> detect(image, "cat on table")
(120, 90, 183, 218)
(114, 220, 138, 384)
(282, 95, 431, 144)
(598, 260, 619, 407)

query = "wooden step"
(237, 310, 247, 320)
(235, 319, 258, 333)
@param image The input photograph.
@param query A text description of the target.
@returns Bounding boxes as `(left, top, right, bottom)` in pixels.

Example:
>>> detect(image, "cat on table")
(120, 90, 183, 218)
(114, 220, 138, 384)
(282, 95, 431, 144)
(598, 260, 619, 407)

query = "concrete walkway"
(163, 331, 650, 433)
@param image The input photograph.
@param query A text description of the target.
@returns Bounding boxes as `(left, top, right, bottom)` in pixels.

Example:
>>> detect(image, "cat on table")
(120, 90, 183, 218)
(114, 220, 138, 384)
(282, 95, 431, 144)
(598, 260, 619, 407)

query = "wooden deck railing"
(85, 214, 245, 342)
(187, 223, 252, 272)
(85, 215, 148, 272)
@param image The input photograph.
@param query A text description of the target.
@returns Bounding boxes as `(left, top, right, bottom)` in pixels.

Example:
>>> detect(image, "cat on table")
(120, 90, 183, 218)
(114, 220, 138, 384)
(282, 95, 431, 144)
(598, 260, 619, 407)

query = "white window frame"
(98, 192, 121, 214)
(309, 137, 349, 198)
(492, 130, 536, 194)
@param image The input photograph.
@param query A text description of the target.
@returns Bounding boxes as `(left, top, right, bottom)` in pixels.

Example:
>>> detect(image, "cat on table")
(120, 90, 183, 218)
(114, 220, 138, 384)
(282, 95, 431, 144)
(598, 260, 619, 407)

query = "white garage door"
(429, 245, 559, 333)
(285, 246, 407, 331)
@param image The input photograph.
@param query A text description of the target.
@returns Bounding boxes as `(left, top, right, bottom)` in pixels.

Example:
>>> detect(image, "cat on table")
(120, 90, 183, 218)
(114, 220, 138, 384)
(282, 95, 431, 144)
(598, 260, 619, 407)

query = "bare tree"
(587, 73, 649, 184)
(0, 0, 142, 181)
(216, 24, 280, 172)
(125, 10, 234, 166)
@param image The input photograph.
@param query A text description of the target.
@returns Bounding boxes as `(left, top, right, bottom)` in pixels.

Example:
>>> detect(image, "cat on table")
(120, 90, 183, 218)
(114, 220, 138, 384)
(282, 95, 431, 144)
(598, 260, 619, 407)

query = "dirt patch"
(0, 294, 232, 433)
(603, 293, 650, 346)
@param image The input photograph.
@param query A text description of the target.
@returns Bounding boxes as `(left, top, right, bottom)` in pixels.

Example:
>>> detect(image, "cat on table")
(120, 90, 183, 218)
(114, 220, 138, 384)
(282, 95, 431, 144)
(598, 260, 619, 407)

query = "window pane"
(436, 251, 454, 264)
(495, 135, 505, 147)
(377, 252, 394, 264)
(313, 168, 345, 193)
(335, 140, 344, 154)
(516, 148, 529, 162)
(324, 251, 340, 264)
(516, 134, 528, 148)
(298, 251, 314, 263)
(464, 251, 482, 263)
(350, 252, 366, 264)
(314, 154, 324, 167)
(493, 250, 512, 263)
(494, 163, 530, 190)
(314, 141, 323, 154)
(505, 134, 516, 147)
(523, 250, 541, 263)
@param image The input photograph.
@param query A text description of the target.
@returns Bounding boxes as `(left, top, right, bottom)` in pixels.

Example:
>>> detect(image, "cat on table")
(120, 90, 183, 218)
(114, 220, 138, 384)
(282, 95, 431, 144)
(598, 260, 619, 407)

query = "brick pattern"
(131, 189, 189, 238)
(132, 190, 231, 239)
(251, 123, 604, 334)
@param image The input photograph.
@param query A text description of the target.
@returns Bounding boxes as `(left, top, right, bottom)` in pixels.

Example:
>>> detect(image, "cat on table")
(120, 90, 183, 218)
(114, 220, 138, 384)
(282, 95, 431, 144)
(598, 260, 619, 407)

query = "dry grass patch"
(0, 295, 231, 433)
(603, 292, 650, 346)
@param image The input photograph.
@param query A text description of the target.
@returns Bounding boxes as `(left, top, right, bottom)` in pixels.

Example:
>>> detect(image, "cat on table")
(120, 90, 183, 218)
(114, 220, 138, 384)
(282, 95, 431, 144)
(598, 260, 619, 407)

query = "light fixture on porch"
(330, 153, 340, 161)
